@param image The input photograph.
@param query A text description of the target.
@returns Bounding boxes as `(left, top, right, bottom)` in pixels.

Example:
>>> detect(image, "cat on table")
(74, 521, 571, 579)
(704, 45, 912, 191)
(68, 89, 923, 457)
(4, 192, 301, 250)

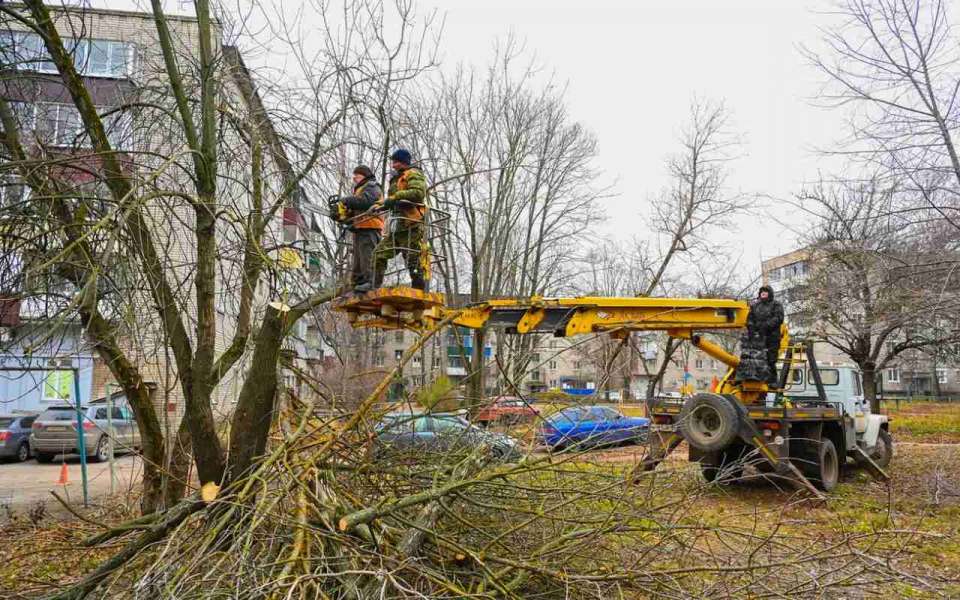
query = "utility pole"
(71, 366, 89, 507)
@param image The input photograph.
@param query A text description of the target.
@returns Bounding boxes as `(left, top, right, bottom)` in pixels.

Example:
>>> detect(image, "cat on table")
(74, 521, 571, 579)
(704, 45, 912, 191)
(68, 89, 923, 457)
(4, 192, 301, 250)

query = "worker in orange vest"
(336, 165, 384, 293)
(371, 149, 429, 291)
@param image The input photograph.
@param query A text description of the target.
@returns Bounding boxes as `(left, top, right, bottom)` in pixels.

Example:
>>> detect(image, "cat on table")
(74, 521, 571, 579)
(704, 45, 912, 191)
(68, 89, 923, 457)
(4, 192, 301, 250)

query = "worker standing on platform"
(372, 148, 429, 291)
(747, 285, 784, 385)
(339, 165, 384, 293)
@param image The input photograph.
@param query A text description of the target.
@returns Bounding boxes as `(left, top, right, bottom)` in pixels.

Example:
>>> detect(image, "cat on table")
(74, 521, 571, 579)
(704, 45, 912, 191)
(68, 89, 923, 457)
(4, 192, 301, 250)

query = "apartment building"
(0, 4, 317, 419)
(761, 247, 960, 398)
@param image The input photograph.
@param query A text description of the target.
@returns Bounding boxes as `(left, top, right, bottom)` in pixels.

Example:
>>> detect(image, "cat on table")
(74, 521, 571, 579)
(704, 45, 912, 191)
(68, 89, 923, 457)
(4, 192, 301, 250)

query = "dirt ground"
(0, 454, 143, 513)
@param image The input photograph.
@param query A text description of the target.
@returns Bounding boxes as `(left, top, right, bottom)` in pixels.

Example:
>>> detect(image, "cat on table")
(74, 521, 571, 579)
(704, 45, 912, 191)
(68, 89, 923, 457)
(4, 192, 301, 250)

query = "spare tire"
(679, 393, 740, 453)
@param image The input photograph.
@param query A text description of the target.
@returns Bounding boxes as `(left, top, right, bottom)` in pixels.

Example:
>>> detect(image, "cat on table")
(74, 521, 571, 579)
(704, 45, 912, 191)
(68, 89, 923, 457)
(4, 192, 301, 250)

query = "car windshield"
(432, 416, 467, 433)
(0, 418, 12, 428)
(39, 407, 83, 421)
(549, 407, 586, 424)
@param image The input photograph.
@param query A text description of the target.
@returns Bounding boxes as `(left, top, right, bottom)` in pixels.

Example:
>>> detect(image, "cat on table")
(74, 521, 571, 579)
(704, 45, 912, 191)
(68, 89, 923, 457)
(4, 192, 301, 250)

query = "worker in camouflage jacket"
(737, 285, 785, 385)
(372, 148, 430, 291)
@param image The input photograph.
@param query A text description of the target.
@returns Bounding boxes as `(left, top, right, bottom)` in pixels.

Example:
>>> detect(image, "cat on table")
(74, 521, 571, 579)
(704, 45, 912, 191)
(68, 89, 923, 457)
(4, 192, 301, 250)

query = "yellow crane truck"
(332, 289, 892, 496)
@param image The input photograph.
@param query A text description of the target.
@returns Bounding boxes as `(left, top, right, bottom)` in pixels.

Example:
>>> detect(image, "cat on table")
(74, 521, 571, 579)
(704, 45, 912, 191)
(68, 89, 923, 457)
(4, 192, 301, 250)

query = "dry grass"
(883, 401, 960, 443)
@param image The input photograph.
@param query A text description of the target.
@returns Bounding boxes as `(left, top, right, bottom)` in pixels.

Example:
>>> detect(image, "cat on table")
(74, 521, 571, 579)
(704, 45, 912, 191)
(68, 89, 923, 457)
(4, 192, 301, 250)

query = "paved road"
(0, 453, 143, 512)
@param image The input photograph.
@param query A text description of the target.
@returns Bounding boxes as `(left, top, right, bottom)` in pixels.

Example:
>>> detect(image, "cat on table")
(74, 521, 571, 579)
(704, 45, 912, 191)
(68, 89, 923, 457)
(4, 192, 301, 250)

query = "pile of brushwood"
(50, 386, 942, 599)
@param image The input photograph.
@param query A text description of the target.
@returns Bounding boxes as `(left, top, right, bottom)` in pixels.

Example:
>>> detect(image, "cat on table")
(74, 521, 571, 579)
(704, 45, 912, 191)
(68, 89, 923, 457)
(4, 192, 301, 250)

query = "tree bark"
(862, 363, 879, 413)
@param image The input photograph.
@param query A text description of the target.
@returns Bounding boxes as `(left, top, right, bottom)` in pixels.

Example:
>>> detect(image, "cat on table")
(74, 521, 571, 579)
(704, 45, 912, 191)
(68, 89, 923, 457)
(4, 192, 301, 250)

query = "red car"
(475, 396, 539, 426)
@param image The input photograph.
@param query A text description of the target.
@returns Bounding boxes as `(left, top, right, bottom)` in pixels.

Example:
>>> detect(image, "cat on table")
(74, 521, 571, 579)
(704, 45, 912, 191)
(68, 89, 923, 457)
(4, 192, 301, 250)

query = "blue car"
(538, 405, 649, 449)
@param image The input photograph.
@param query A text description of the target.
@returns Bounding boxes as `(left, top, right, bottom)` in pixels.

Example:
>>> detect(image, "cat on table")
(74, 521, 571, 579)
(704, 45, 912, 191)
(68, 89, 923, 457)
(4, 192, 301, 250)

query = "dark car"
(538, 405, 649, 450)
(0, 414, 37, 462)
(375, 412, 521, 461)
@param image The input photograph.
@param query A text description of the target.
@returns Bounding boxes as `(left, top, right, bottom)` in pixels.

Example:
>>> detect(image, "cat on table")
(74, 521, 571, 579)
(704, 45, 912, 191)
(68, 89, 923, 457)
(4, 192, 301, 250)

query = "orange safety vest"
(351, 182, 385, 231)
(396, 169, 427, 222)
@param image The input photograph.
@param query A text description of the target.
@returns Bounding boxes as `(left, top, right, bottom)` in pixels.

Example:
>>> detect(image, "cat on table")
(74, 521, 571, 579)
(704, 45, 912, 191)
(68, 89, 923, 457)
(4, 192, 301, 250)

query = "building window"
(0, 173, 28, 208)
(549, 360, 558, 370)
(395, 330, 404, 343)
(43, 370, 73, 402)
(10, 102, 132, 150)
(394, 350, 402, 361)
(574, 361, 582, 369)
(530, 370, 541, 382)
(0, 31, 135, 78)
(432, 355, 441, 368)
(886, 368, 900, 384)
(413, 354, 421, 366)
(937, 369, 947, 385)
(373, 354, 385, 367)
(695, 359, 703, 369)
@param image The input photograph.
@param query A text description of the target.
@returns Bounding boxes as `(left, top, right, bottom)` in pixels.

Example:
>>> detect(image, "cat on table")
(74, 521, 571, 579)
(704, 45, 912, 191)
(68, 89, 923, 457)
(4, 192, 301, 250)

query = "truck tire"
(801, 438, 839, 492)
(679, 393, 739, 453)
(869, 429, 893, 468)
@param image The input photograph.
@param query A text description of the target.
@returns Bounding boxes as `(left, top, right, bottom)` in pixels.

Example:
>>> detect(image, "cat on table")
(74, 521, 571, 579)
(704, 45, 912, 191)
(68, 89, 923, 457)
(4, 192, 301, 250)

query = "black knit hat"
(353, 164, 374, 179)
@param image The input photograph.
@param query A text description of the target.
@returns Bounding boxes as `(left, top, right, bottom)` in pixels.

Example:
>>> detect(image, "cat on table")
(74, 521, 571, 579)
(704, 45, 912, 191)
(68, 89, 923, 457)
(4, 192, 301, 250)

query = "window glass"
(88, 40, 110, 73)
(550, 407, 585, 424)
(853, 373, 862, 396)
(0, 418, 12, 428)
(818, 369, 839, 386)
(382, 416, 411, 434)
(412, 416, 431, 433)
(20, 417, 35, 428)
(95, 407, 108, 419)
(108, 41, 129, 76)
(111, 407, 124, 420)
(789, 369, 803, 384)
(43, 370, 73, 402)
(431, 417, 465, 433)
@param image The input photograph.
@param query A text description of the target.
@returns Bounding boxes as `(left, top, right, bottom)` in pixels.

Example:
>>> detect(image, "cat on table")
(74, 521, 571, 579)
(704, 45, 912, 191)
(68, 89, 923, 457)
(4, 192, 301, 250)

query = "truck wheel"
(802, 438, 839, 492)
(870, 429, 893, 468)
(679, 393, 739, 453)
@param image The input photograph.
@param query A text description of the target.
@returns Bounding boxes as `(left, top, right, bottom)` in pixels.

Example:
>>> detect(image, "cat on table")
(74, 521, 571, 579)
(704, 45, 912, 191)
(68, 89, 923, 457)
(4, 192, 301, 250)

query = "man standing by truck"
(336, 165, 384, 293)
(371, 149, 429, 291)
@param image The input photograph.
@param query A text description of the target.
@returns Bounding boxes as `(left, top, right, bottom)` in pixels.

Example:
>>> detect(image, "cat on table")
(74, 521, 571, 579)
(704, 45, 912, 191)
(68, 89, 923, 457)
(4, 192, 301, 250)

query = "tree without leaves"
(805, 0, 960, 232)
(796, 178, 960, 411)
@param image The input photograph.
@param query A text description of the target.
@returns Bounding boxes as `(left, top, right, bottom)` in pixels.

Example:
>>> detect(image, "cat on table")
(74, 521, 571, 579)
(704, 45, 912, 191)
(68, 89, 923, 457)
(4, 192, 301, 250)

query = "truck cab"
(778, 364, 889, 458)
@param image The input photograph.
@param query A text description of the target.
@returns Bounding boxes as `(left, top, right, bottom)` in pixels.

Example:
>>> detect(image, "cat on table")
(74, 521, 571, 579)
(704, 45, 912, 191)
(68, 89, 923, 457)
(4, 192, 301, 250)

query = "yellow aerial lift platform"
(332, 287, 892, 497)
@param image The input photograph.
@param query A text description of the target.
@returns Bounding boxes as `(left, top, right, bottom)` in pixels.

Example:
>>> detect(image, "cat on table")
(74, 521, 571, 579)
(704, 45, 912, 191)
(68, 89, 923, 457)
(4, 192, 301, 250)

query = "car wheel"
(91, 436, 109, 463)
(36, 452, 56, 463)
(16, 442, 30, 462)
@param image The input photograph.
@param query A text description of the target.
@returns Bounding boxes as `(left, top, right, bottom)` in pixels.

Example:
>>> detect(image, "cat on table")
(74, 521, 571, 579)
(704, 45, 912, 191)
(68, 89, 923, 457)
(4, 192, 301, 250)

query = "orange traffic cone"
(57, 462, 69, 485)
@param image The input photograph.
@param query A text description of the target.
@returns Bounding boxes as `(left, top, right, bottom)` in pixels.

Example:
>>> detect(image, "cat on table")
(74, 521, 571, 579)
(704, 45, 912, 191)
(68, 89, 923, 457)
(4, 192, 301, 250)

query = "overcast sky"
(410, 0, 847, 275)
(108, 0, 847, 278)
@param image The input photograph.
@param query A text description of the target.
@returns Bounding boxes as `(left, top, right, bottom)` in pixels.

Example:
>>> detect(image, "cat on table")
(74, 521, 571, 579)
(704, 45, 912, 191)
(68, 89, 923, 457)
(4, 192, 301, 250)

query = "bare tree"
(630, 99, 747, 398)
(806, 0, 960, 231)
(796, 178, 960, 411)
(0, 0, 428, 511)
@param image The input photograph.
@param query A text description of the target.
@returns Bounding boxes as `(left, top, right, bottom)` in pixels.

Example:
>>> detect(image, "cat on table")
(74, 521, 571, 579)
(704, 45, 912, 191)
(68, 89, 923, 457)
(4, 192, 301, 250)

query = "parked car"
(475, 396, 539, 426)
(375, 412, 521, 461)
(30, 401, 139, 463)
(0, 413, 38, 462)
(538, 405, 649, 449)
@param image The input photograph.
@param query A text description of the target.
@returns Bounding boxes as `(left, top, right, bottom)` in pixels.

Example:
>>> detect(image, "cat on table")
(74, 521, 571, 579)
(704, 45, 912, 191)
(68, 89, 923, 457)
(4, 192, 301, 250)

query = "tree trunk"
(863, 363, 880, 413)
(227, 304, 286, 480)
(164, 417, 192, 507)
(468, 327, 487, 407)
